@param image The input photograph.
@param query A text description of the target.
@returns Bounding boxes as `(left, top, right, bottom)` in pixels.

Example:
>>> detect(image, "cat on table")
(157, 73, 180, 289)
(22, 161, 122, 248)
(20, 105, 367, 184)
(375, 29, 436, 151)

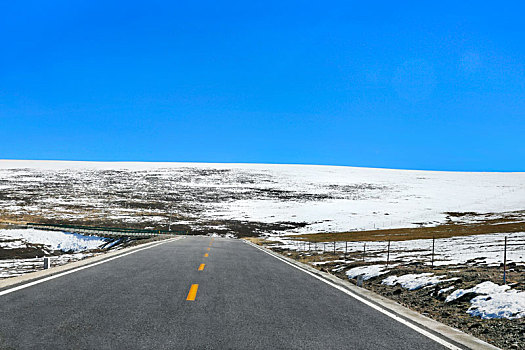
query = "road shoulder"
(0, 236, 182, 293)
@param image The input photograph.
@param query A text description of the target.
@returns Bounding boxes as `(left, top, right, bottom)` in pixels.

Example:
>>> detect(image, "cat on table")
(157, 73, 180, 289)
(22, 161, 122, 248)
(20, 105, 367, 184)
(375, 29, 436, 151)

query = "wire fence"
(280, 233, 524, 283)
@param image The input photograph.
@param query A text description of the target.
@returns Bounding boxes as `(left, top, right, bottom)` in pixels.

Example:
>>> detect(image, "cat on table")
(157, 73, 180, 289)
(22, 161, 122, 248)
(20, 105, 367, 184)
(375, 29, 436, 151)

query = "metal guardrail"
(26, 223, 186, 237)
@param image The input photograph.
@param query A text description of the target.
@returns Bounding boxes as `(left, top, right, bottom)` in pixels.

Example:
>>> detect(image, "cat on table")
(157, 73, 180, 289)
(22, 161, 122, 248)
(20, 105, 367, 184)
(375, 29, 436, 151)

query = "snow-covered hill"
(1, 160, 524, 235)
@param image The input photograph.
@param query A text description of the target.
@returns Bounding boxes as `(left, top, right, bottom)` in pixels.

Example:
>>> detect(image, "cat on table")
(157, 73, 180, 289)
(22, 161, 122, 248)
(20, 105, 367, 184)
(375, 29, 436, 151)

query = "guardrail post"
(356, 275, 364, 287)
(43, 257, 51, 269)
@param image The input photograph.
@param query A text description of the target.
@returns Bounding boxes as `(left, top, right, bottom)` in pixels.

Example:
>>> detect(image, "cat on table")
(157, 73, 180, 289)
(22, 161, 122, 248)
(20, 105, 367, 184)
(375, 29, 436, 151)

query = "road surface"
(0, 236, 459, 349)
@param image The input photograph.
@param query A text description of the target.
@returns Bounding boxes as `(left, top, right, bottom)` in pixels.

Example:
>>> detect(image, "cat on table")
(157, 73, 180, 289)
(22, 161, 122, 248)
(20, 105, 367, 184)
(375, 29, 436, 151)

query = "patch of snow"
(311, 260, 346, 266)
(346, 264, 391, 280)
(438, 286, 455, 295)
(382, 273, 456, 290)
(469, 290, 525, 319)
(0, 229, 107, 252)
(331, 265, 349, 272)
(0, 239, 28, 249)
(445, 281, 510, 302)
(446, 281, 525, 319)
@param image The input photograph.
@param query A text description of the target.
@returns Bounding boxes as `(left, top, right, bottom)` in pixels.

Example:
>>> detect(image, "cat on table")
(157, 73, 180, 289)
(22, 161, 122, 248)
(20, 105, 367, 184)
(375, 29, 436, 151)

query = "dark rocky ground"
(357, 266, 523, 350)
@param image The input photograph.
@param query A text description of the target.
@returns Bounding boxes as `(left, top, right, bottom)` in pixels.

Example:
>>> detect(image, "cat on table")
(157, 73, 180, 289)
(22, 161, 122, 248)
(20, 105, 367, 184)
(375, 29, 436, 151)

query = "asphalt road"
(0, 236, 453, 349)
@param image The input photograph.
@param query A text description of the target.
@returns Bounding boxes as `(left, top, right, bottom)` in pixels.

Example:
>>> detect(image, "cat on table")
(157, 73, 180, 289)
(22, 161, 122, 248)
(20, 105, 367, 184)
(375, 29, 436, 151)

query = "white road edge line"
(0, 237, 181, 297)
(245, 241, 463, 350)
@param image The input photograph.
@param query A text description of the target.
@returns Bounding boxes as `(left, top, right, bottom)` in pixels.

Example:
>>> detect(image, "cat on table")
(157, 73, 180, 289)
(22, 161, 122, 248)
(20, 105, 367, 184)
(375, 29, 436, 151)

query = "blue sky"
(1, 1, 524, 171)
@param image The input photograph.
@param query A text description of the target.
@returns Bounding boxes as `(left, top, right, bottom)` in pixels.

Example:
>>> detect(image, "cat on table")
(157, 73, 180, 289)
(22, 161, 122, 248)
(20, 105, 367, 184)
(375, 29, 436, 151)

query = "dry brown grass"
(293, 221, 525, 242)
(0, 213, 42, 225)
(243, 237, 263, 244)
(243, 237, 281, 245)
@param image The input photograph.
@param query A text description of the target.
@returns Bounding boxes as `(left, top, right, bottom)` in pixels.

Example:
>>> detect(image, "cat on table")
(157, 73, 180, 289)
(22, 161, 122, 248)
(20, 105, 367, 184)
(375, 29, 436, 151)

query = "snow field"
(1, 160, 525, 234)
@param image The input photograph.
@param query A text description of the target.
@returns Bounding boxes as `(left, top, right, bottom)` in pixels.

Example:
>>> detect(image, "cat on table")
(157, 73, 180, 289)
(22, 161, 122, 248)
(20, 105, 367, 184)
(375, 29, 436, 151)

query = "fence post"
(431, 236, 435, 268)
(363, 242, 366, 262)
(345, 241, 348, 260)
(503, 236, 507, 285)
(333, 241, 336, 255)
(308, 242, 311, 251)
(386, 240, 391, 268)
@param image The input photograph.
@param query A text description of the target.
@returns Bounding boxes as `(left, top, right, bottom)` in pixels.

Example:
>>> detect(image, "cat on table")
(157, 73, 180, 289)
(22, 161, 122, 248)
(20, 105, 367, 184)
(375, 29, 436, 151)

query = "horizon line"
(1, 158, 523, 174)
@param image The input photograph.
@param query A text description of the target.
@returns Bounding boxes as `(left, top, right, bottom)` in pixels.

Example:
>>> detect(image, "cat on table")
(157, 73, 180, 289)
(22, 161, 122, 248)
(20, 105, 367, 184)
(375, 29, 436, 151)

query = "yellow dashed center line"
(186, 284, 199, 301)
(186, 242, 214, 302)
